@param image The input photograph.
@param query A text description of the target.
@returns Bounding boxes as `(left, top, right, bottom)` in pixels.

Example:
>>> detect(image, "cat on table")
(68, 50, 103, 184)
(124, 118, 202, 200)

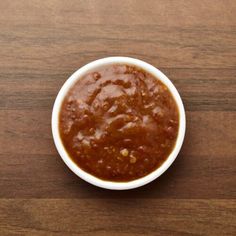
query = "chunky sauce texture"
(59, 65, 179, 182)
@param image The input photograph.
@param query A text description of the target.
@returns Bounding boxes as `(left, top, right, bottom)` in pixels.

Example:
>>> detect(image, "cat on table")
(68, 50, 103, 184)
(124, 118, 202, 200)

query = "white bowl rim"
(51, 56, 186, 190)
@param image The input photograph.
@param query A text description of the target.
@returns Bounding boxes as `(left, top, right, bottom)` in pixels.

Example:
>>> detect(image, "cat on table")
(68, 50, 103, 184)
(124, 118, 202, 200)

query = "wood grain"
(0, 199, 235, 236)
(0, 0, 236, 72)
(0, 0, 236, 235)
(1, 69, 236, 111)
(0, 111, 235, 199)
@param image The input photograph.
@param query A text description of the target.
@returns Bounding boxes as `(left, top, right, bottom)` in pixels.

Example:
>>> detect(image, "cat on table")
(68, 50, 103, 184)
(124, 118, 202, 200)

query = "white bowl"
(52, 57, 186, 190)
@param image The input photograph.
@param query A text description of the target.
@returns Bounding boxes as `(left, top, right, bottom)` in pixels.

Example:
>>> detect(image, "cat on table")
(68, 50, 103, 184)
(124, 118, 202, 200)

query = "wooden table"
(0, 0, 235, 235)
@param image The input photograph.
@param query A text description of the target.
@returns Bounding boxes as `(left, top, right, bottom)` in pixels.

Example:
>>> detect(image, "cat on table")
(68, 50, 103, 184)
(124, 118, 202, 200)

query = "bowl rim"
(51, 56, 186, 190)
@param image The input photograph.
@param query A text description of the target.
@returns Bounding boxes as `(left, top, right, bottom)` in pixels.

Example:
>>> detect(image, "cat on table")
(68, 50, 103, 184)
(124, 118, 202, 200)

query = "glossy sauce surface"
(59, 65, 179, 182)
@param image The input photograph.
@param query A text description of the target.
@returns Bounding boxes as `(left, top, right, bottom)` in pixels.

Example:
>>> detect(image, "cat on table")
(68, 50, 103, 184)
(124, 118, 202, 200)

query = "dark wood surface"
(0, 0, 235, 235)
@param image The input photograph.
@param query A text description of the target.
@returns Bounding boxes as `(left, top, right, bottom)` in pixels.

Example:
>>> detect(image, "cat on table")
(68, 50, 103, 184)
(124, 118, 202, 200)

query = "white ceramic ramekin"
(52, 57, 186, 190)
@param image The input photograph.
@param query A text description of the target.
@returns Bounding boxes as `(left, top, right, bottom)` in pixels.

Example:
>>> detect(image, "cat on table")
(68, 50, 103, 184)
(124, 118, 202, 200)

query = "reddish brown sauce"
(59, 64, 179, 182)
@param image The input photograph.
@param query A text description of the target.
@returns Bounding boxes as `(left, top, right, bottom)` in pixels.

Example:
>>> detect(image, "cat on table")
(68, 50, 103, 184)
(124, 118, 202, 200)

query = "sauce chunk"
(59, 65, 179, 182)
